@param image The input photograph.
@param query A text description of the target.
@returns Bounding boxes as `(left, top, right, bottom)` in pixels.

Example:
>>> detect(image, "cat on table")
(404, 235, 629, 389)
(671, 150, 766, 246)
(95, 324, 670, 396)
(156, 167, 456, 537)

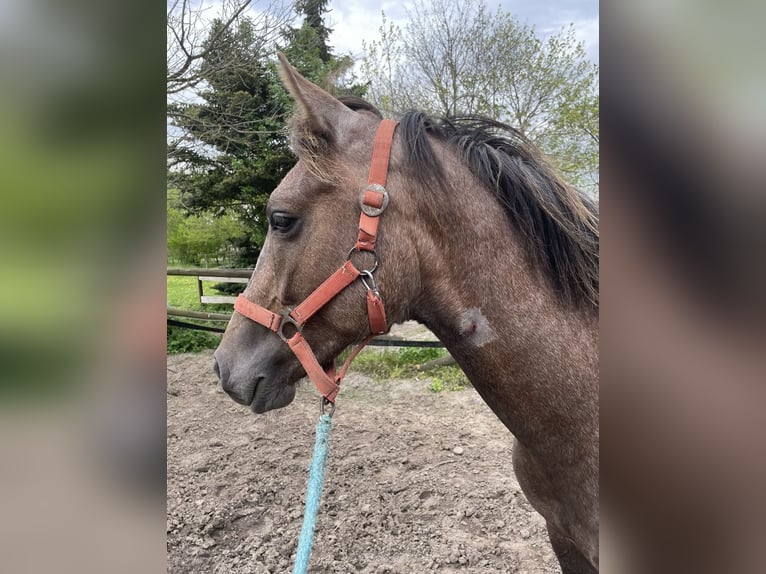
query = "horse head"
(213, 54, 420, 413)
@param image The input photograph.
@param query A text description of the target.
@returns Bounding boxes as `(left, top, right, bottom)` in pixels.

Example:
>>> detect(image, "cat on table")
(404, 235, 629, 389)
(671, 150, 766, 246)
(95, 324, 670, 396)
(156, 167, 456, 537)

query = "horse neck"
(406, 172, 598, 449)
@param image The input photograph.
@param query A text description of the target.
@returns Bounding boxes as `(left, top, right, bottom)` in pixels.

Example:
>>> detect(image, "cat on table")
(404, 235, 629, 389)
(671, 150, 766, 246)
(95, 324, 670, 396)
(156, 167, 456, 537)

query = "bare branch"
(167, 0, 292, 95)
(360, 0, 598, 189)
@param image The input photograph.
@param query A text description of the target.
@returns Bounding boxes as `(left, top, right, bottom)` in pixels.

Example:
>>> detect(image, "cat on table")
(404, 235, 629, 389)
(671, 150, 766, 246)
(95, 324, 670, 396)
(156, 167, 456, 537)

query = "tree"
(167, 13, 293, 172)
(168, 14, 293, 265)
(168, 9, 295, 267)
(166, 0, 291, 96)
(361, 0, 599, 192)
(481, 22, 599, 190)
(402, 0, 492, 117)
(284, 0, 333, 63)
(360, 12, 407, 114)
(167, 0, 365, 266)
(167, 189, 246, 266)
(542, 64, 599, 190)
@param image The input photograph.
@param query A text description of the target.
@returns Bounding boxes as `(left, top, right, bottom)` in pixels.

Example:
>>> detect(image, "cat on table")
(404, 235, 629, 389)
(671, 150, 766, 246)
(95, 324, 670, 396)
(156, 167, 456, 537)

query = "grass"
(166, 275, 233, 313)
(166, 275, 202, 310)
(349, 346, 470, 393)
(424, 366, 471, 393)
(167, 326, 221, 354)
(167, 274, 230, 354)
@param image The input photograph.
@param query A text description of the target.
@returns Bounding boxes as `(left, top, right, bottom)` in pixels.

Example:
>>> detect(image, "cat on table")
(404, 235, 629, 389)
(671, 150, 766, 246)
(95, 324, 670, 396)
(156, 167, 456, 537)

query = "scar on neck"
(458, 308, 497, 347)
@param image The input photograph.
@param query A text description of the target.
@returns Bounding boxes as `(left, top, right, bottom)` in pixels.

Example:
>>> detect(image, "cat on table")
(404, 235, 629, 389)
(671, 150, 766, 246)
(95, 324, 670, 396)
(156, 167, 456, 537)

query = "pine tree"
(168, 2, 363, 266)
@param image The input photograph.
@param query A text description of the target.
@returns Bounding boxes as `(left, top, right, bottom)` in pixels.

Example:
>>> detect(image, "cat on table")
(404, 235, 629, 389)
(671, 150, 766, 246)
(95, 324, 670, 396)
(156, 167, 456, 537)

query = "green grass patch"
(425, 367, 470, 393)
(167, 273, 232, 354)
(350, 346, 443, 378)
(166, 275, 202, 310)
(166, 275, 234, 313)
(167, 326, 220, 354)
(349, 346, 469, 392)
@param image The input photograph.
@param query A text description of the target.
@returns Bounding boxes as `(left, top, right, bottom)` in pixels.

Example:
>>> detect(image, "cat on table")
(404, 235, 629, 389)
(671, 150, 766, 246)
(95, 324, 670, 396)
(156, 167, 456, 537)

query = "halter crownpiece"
(234, 118, 399, 406)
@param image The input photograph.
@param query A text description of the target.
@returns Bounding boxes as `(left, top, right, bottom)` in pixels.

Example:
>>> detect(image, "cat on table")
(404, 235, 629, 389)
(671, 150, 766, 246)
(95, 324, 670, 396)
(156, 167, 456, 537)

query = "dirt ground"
(167, 350, 558, 574)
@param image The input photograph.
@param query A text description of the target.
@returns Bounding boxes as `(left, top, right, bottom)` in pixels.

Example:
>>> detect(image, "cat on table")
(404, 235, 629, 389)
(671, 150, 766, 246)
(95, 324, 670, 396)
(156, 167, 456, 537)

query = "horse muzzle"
(213, 334, 299, 413)
(213, 354, 255, 405)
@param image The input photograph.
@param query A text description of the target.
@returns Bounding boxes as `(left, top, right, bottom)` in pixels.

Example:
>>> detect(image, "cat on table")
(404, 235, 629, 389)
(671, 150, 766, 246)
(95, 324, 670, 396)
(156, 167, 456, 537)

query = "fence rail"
(167, 307, 231, 322)
(167, 268, 253, 278)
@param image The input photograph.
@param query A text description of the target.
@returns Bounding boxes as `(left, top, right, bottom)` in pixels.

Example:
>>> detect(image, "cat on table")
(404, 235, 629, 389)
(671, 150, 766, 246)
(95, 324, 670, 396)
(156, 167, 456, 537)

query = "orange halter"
(234, 119, 398, 409)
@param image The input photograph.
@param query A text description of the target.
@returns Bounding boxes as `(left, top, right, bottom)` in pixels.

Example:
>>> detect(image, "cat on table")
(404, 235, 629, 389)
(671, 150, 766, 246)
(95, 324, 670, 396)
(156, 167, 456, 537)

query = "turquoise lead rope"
(292, 412, 333, 574)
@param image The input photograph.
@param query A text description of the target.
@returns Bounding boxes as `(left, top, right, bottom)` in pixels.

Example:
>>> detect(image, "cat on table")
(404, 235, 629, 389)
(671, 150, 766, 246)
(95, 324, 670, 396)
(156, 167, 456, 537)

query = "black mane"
(398, 111, 599, 310)
(339, 99, 599, 310)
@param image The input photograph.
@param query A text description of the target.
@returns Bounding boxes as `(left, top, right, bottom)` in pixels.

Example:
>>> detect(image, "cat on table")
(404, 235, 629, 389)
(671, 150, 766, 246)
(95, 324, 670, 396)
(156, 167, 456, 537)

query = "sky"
(325, 0, 599, 64)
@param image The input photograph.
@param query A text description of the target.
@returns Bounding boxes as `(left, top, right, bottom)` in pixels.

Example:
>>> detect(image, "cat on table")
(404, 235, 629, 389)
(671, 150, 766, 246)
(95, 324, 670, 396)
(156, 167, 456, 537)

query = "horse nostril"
(213, 357, 234, 395)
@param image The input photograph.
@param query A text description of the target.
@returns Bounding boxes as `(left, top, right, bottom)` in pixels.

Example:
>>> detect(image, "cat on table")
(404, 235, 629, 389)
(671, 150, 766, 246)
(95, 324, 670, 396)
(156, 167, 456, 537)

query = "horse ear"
(277, 52, 349, 146)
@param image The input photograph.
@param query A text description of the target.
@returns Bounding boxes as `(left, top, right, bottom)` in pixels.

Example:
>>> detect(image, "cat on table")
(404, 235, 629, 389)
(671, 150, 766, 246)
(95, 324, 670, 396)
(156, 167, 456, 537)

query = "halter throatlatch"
(234, 118, 398, 406)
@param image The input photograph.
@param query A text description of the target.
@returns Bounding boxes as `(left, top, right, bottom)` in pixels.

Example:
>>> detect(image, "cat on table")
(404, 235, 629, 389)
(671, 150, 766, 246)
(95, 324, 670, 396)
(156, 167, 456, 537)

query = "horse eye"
(269, 212, 298, 233)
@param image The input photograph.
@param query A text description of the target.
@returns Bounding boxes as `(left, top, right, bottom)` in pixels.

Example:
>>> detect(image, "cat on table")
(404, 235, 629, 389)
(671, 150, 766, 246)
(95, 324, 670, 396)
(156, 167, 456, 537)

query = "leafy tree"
(361, 0, 599, 192)
(542, 66, 599, 190)
(167, 189, 246, 266)
(167, 0, 365, 266)
(167, 0, 291, 96)
(283, 0, 333, 64)
(481, 23, 599, 189)
(168, 13, 292, 265)
(360, 12, 407, 114)
(279, 0, 364, 96)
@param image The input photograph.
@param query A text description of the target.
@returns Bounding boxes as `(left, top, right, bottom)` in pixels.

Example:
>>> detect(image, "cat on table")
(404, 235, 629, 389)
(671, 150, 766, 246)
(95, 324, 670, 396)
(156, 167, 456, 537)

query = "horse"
(213, 53, 599, 574)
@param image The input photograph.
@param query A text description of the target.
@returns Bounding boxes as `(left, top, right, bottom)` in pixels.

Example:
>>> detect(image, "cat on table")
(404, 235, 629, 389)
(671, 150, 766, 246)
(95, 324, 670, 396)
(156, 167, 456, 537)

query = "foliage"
(351, 347, 470, 392)
(167, 189, 246, 266)
(360, 12, 406, 114)
(282, 0, 332, 66)
(168, 1, 365, 267)
(167, 0, 291, 97)
(167, 275, 203, 310)
(212, 281, 247, 295)
(167, 15, 293, 268)
(544, 69, 599, 190)
(426, 367, 470, 393)
(360, 0, 599, 192)
(167, 326, 221, 354)
(166, 274, 230, 354)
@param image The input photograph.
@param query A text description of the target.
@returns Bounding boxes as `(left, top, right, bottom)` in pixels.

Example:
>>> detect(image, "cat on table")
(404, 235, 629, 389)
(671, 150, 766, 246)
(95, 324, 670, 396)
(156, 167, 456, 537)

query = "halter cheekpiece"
(234, 118, 398, 407)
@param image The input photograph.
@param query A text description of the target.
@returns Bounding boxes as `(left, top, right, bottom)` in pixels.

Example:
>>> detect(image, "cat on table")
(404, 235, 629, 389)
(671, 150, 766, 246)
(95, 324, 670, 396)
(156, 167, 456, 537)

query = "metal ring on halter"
(359, 184, 389, 217)
(347, 247, 379, 274)
(278, 312, 303, 342)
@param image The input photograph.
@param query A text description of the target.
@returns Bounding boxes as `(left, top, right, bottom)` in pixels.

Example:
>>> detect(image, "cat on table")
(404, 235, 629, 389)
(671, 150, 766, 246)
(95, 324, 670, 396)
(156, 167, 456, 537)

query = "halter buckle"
(359, 184, 389, 217)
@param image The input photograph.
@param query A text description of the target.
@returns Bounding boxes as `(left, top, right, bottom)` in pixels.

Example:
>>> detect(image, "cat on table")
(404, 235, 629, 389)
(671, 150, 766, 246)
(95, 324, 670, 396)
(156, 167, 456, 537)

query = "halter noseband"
(233, 119, 398, 407)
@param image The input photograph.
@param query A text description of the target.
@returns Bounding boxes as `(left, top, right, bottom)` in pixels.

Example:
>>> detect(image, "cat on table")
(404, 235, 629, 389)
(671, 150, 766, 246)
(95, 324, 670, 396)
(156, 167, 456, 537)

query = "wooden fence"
(167, 267, 252, 305)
